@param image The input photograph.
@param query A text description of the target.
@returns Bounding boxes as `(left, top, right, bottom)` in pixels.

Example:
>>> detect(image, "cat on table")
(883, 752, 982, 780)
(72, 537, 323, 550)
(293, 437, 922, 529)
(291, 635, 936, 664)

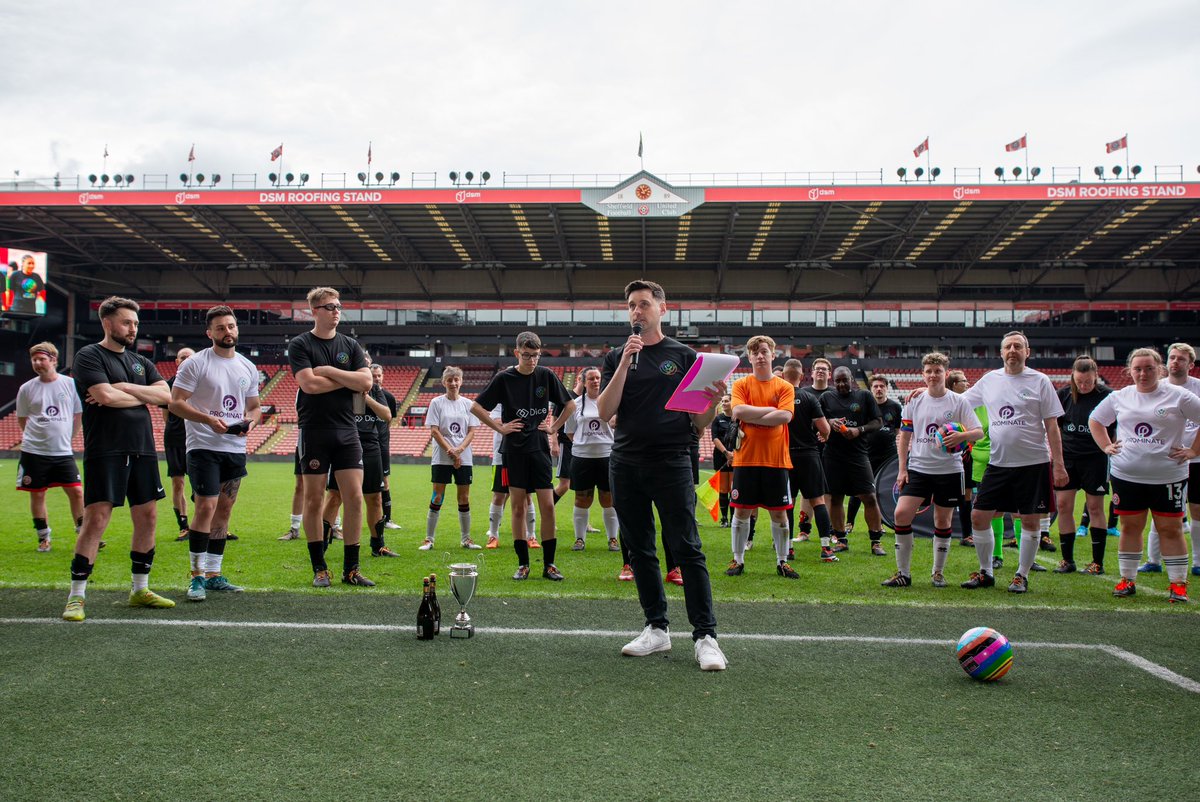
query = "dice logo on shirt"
(659, 360, 680, 376)
(535, 386, 546, 398)
(336, 352, 350, 365)
(131, 362, 145, 376)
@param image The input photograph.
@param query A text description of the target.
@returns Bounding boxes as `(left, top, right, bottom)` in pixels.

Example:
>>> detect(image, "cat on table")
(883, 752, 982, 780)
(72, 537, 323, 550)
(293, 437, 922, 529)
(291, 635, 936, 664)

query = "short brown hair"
(29, 342, 58, 359)
(1126, 347, 1162, 368)
(206, 305, 236, 327)
(1001, 330, 1029, 348)
(1168, 343, 1196, 364)
(624, 280, 666, 302)
(921, 351, 950, 369)
(98, 296, 139, 318)
(745, 335, 776, 355)
(812, 357, 832, 372)
(870, 375, 890, 387)
(947, 369, 967, 386)
(307, 287, 339, 306)
(515, 331, 541, 351)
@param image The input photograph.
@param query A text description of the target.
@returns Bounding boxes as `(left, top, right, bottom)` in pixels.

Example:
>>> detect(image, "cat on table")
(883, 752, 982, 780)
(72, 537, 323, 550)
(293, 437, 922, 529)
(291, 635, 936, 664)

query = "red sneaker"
(618, 564, 634, 581)
(1168, 581, 1189, 603)
(665, 567, 683, 586)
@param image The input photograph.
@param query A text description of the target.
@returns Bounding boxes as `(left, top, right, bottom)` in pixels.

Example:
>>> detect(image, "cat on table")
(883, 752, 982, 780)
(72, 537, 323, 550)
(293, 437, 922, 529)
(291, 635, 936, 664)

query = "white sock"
(189, 551, 205, 573)
(131, 574, 149, 593)
(290, 513, 302, 529)
(206, 551, 224, 575)
(69, 580, 87, 598)
(972, 528, 994, 574)
(334, 515, 342, 528)
(895, 532, 914, 576)
(1118, 550, 1140, 581)
(573, 507, 589, 541)
(527, 504, 536, 532)
(1040, 515, 1052, 536)
(426, 509, 440, 540)
(771, 521, 790, 563)
(731, 517, 750, 564)
(1191, 520, 1200, 567)
(488, 503, 505, 538)
(1018, 531, 1039, 576)
(458, 509, 471, 541)
(1147, 524, 1162, 563)
(1163, 554, 1188, 583)
(602, 507, 619, 541)
(37, 526, 51, 537)
(932, 536, 951, 575)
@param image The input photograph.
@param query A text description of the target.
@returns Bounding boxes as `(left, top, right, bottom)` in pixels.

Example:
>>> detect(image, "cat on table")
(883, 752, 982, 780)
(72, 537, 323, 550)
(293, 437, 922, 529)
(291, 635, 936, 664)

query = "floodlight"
(1030, 167, 1041, 179)
(448, 171, 459, 183)
(930, 167, 940, 179)
(465, 171, 474, 182)
(1112, 165, 1122, 177)
(100, 174, 109, 184)
(897, 167, 907, 179)
(1013, 166, 1022, 178)
(994, 167, 1004, 178)
(125, 174, 135, 185)
(357, 172, 367, 184)
(180, 173, 189, 184)
(285, 172, 295, 184)
(88, 174, 97, 185)
(481, 171, 491, 183)
(1130, 165, 1141, 177)
(375, 171, 384, 182)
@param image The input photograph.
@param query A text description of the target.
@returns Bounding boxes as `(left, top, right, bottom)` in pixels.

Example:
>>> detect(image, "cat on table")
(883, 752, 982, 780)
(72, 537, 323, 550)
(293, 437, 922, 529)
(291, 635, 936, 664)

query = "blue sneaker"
(187, 576, 207, 602)
(1075, 525, 1087, 539)
(1107, 527, 1119, 538)
(204, 575, 244, 592)
(1137, 561, 1162, 574)
(1191, 566, 1200, 577)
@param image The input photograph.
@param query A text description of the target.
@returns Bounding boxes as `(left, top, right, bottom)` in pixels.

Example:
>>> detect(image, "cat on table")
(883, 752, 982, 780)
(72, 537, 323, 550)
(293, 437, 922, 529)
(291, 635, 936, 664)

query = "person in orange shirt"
(726, 335, 797, 579)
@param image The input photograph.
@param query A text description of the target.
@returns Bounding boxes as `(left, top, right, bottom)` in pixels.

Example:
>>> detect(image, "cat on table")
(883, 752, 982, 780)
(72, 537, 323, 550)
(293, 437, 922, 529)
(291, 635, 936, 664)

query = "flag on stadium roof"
(367, 141, 372, 166)
(638, 132, 643, 159)
(271, 143, 283, 161)
(1105, 135, 1127, 154)
(187, 144, 196, 162)
(913, 137, 929, 158)
(103, 144, 108, 158)
(1005, 135, 1027, 152)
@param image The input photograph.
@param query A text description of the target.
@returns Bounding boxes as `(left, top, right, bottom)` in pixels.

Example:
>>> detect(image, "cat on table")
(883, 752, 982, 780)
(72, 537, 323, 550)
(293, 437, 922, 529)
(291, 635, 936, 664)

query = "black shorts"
(1056, 454, 1110, 495)
(293, 448, 302, 476)
(298, 428, 363, 475)
(899, 469, 965, 508)
(327, 442, 383, 494)
(974, 462, 1054, 516)
(381, 450, 391, 478)
(503, 449, 553, 491)
(1111, 475, 1187, 517)
(788, 450, 826, 500)
(165, 442, 187, 477)
(186, 449, 248, 497)
(570, 455, 611, 493)
(432, 463, 473, 486)
(17, 453, 81, 492)
(492, 464, 508, 494)
(731, 466, 793, 510)
(1190, 463, 1200, 505)
(823, 452, 876, 497)
(83, 454, 165, 507)
(557, 441, 573, 479)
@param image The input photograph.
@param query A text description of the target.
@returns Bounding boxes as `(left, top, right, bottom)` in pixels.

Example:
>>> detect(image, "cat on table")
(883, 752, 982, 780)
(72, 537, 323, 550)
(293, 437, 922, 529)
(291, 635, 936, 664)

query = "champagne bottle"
(429, 573, 442, 635)
(417, 577, 434, 640)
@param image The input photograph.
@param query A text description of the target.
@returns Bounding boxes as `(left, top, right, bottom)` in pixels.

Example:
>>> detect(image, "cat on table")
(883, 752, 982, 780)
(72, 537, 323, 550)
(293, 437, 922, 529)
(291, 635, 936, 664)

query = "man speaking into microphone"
(598, 280, 729, 671)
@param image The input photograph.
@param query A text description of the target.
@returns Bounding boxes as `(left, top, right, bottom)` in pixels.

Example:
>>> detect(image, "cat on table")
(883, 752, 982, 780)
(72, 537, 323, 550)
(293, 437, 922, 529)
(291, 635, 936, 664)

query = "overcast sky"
(3, 1, 1197, 188)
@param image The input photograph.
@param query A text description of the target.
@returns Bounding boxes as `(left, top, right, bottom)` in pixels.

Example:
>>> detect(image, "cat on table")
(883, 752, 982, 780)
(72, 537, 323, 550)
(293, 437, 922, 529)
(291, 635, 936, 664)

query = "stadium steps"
(258, 367, 287, 398)
(395, 368, 429, 421)
(260, 423, 293, 455)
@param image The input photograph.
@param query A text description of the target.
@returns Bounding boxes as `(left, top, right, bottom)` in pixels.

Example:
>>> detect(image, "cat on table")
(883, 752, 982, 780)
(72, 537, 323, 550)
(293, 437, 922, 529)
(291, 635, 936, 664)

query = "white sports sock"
(69, 580, 87, 598)
(1163, 554, 1188, 583)
(527, 504, 536, 531)
(426, 509, 440, 540)
(131, 574, 149, 592)
(932, 536, 951, 575)
(1147, 524, 1162, 563)
(1018, 531, 1039, 576)
(1191, 520, 1200, 567)
(731, 517, 750, 564)
(1118, 551, 1140, 581)
(771, 521, 790, 563)
(972, 528, 994, 574)
(36, 526, 51, 537)
(488, 503, 505, 538)
(189, 551, 205, 573)
(206, 551, 224, 575)
(602, 507, 619, 541)
(334, 515, 342, 528)
(290, 513, 302, 529)
(895, 532, 914, 577)
(1040, 515, 1052, 535)
(573, 507, 589, 541)
(458, 509, 471, 540)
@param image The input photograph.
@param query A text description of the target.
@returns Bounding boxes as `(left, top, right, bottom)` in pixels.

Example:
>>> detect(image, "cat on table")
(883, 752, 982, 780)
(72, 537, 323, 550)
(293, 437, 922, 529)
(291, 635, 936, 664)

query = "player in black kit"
(162, 347, 195, 541)
(289, 287, 375, 588)
(820, 366, 885, 553)
(62, 296, 174, 622)
(1054, 355, 1113, 574)
(781, 359, 836, 561)
(598, 280, 728, 671)
(371, 363, 402, 531)
(846, 375, 902, 555)
(471, 331, 575, 580)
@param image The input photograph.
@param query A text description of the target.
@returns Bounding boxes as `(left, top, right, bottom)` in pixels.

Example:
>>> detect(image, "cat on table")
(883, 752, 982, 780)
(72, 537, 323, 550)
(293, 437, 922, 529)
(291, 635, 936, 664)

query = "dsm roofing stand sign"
(582, 171, 704, 218)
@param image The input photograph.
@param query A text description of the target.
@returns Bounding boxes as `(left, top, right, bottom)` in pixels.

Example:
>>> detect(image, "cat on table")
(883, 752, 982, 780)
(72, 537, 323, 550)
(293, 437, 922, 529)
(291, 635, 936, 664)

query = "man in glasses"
(472, 332, 574, 581)
(288, 287, 375, 588)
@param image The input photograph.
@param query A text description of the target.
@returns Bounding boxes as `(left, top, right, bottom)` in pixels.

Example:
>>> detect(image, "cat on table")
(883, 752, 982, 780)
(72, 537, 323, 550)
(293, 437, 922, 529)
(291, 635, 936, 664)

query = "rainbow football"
(936, 421, 971, 454)
(956, 626, 1014, 681)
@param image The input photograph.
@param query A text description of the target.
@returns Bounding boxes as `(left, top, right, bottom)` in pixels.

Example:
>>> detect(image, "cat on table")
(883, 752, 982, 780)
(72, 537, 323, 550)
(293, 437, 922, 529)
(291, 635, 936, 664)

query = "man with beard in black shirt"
(598, 280, 728, 671)
(846, 375, 902, 555)
(821, 366, 884, 554)
(781, 359, 836, 561)
(162, 347, 195, 541)
(289, 287, 375, 588)
(472, 331, 574, 581)
(62, 296, 174, 622)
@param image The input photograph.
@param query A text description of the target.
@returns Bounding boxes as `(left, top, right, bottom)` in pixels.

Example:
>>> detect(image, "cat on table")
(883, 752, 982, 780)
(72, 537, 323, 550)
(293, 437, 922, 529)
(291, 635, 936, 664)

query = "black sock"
(70, 553, 93, 581)
(846, 497, 861, 529)
(1090, 527, 1107, 567)
(370, 535, 383, 552)
(1060, 529, 1076, 563)
(343, 543, 360, 575)
(748, 515, 757, 540)
(322, 519, 333, 553)
(307, 540, 327, 572)
(130, 548, 154, 576)
(514, 539, 530, 566)
(957, 499, 972, 539)
(188, 529, 211, 555)
(381, 489, 392, 522)
(813, 504, 832, 540)
(1106, 504, 1118, 530)
(543, 537, 557, 566)
(174, 508, 188, 531)
(869, 529, 883, 544)
(552, 489, 565, 506)
(719, 494, 729, 520)
(33, 517, 48, 533)
(207, 538, 227, 558)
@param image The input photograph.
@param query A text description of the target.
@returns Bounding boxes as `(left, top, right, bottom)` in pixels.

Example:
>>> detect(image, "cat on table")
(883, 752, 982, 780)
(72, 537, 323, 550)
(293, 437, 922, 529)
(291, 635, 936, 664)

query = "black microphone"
(630, 323, 642, 372)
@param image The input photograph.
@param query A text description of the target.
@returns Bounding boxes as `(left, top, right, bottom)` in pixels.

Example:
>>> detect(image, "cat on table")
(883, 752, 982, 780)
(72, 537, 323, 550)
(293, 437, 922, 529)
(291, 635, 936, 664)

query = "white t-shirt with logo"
(1175, 375, 1200, 464)
(427, 395, 476, 466)
(1090, 382, 1200, 484)
(962, 368, 1064, 467)
(172, 348, 260, 454)
(17, 374, 81, 456)
(901, 390, 980, 475)
(565, 393, 615, 459)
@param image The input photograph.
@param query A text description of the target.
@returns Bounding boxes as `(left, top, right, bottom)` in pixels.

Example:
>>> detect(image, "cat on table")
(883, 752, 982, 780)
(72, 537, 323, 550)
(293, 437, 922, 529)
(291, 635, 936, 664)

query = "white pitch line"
(2, 616, 1197, 693)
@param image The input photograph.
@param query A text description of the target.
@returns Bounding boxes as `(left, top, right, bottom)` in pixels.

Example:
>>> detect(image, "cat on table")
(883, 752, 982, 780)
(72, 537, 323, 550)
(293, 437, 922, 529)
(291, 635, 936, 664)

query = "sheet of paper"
(664, 352, 741, 414)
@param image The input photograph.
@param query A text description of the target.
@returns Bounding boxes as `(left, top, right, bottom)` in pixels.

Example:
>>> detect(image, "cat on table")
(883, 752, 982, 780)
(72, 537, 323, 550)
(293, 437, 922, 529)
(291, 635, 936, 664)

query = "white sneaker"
(621, 625, 672, 656)
(461, 538, 483, 550)
(694, 635, 728, 671)
(418, 538, 434, 551)
(384, 521, 402, 530)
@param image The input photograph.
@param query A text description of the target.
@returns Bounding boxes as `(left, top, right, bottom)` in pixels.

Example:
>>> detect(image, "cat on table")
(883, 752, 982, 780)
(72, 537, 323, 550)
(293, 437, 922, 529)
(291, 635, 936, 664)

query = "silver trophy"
(448, 562, 478, 638)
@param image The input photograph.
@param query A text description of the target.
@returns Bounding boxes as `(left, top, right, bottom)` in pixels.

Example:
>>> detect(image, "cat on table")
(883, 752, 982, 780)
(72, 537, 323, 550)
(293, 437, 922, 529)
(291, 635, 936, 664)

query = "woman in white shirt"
(1089, 348, 1200, 603)
(424, 367, 481, 551)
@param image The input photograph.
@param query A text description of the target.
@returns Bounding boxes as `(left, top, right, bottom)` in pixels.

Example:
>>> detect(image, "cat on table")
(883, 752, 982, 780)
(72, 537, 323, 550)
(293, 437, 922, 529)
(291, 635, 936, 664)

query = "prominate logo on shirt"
(1134, 422, 1153, 438)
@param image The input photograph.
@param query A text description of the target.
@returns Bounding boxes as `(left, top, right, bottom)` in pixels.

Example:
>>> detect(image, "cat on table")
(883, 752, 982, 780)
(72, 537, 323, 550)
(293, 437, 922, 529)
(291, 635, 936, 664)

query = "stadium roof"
(1, 172, 1198, 304)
